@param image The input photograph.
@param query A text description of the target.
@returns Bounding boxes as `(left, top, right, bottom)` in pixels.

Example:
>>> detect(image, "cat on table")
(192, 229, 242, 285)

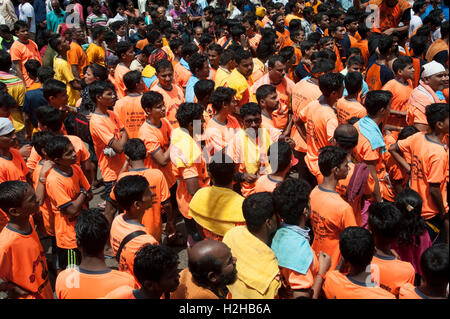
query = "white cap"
(422, 61, 446, 78)
(0, 118, 15, 136)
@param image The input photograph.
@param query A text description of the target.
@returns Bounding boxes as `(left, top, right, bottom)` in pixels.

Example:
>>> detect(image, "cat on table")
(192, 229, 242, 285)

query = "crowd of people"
(0, 0, 449, 300)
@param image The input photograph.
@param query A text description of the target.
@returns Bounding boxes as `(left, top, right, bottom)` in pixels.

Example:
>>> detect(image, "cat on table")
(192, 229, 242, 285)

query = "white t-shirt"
(19, 2, 36, 33)
(409, 14, 422, 37)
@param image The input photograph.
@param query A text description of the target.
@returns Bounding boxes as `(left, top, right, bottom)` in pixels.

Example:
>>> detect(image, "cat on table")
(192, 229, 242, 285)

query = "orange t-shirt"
(279, 253, 319, 293)
(248, 33, 262, 51)
(114, 63, 131, 99)
(254, 175, 280, 193)
(101, 285, 138, 299)
(336, 97, 367, 125)
(111, 168, 169, 241)
(109, 213, 158, 276)
(299, 100, 338, 181)
(382, 79, 413, 128)
(310, 186, 357, 271)
(55, 267, 137, 299)
(323, 270, 396, 299)
(277, 28, 293, 49)
(67, 41, 88, 79)
(334, 44, 344, 72)
(396, 132, 449, 220)
(352, 39, 369, 66)
(381, 133, 407, 202)
(0, 224, 54, 299)
(45, 165, 90, 249)
(138, 119, 177, 188)
(9, 39, 42, 88)
(0, 148, 29, 183)
(370, 254, 415, 297)
(113, 94, 146, 139)
(398, 283, 428, 299)
(173, 61, 192, 89)
(151, 83, 185, 128)
(32, 161, 54, 236)
(261, 111, 282, 142)
(369, 0, 411, 34)
(205, 115, 240, 157)
(136, 39, 149, 51)
(89, 111, 126, 183)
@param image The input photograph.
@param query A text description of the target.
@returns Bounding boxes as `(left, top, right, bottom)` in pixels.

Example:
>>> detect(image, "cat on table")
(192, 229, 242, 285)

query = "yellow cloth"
(142, 64, 156, 78)
(222, 68, 253, 102)
(53, 56, 80, 107)
(237, 128, 272, 175)
(86, 42, 106, 67)
(170, 127, 202, 168)
(189, 186, 245, 237)
(223, 226, 281, 298)
(5, 85, 25, 133)
(214, 67, 231, 88)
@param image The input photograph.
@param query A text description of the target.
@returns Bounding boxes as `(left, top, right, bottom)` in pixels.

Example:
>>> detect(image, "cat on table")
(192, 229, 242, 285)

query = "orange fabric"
(277, 29, 293, 49)
(0, 225, 54, 299)
(425, 39, 449, 65)
(398, 283, 425, 299)
(411, 57, 421, 88)
(162, 45, 174, 63)
(114, 64, 131, 99)
(110, 213, 158, 276)
(352, 39, 369, 66)
(254, 175, 279, 193)
(366, 63, 384, 91)
(323, 270, 396, 299)
(261, 112, 282, 142)
(334, 45, 344, 72)
(101, 285, 136, 299)
(279, 253, 319, 292)
(382, 79, 413, 128)
(136, 39, 149, 51)
(293, 47, 302, 66)
(67, 41, 88, 79)
(10, 40, 42, 88)
(89, 111, 126, 182)
(113, 94, 146, 139)
(111, 168, 169, 242)
(407, 81, 446, 126)
(171, 268, 219, 299)
(138, 119, 177, 188)
(381, 133, 407, 202)
(55, 267, 136, 299)
(310, 186, 357, 271)
(397, 132, 449, 220)
(443, 87, 449, 103)
(86, 42, 106, 67)
(151, 83, 185, 128)
(369, 0, 411, 34)
(46, 164, 90, 249)
(336, 97, 367, 125)
(0, 148, 29, 183)
(370, 254, 415, 297)
(248, 33, 262, 51)
(32, 162, 54, 236)
(205, 115, 240, 156)
(26, 82, 41, 91)
(173, 61, 192, 89)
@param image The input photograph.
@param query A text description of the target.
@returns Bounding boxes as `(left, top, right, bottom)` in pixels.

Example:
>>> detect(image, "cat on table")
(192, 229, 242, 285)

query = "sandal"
(166, 231, 186, 247)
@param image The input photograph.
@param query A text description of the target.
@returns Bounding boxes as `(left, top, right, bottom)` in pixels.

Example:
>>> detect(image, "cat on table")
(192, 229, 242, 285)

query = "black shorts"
(103, 181, 116, 203)
(56, 247, 81, 270)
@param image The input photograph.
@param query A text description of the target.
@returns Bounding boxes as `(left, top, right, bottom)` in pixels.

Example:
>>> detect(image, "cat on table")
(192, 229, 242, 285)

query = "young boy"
(42, 79, 69, 112)
(382, 56, 415, 129)
(365, 36, 395, 91)
(194, 79, 215, 125)
(113, 70, 146, 139)
(103, 243, 180, 299)
(368, 202, 416, 296)
(10, 21, 42, 88)
(341, 55, 369, 100)
(389, 103, 449, 244)
(0, 181, 54, 299)
(336, 72, 367, 125)
(55, 209, 136, 299)
(110, 174, 158, 275)
(44, 135, 93, 271)
(255, 84, 283, 142)
(322, 227, 396, 299)
(24, 59, 41, 91)
(328, 23, 346, 71)
(114, 41, 135, 99)
(399, 243, 449, 299)
(294, 40, 318, 81)
(214, 49, 236, 87)
(86, 25, 106, 67)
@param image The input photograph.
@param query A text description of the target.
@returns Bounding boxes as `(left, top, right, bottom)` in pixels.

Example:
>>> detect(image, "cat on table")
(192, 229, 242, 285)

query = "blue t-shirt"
(22, 88, 48, 128)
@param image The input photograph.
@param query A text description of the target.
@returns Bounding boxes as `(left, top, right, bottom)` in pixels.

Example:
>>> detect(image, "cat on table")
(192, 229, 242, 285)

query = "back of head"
(392, 56, 413, 74)
(420, 243, 449, 289)
(133, 244, 179, 287)
(207, 152, 235, 186)
(219, 49, 235, 66)
(116, 41, 134, 60)
(113, 174, 149, 211)
(394, 188, 425, 245)
(242, 192, 275, 233)
(0, 50, 12, 72)
(279, 47, 294, 63)
(398, 125, 419, 140)
(123, 70, 142, 92)
(318, 145, 348, 177)
(339, 226, 375, 271)
(182, 42, 200, 59)
(37, 66, 55, 83)
(234, 48, 252, 65)
(91, 25, 105, 40)
(31, 131, 56, 157)
(35, 105, 63, 132)
(364, 90, 392, 117)
(268, 141, 292, 173)
(104, 31, 117, 45)
(333, 124, 359, 151)
(255, 84, 276, 103)
(409, 35, 426, 57)
(88, 80, 115, 104)
(345, 72, 363, 95)
(188, 53, 208, 75)
(0, 180, 30, 214)
(273, 178, 311, 226)
(368, 202, 402, 242)
(0, 92, 17, 110)
(176, 103, 203, 129)
(318, 72, 344, 97)
(124, 138, 147, 161)
(210, 87, 236, 112)
(194, 79, 215, 101)
(24, 59, 41, 78)
(76, 209, 110, 256)
(346, 55, 364, 69)
(425, 103, 449, 131)
(141, 90, 163, 111)
(256, 41, 275, 61)
(307, 32, 322, 44)
(43, 79, 66, 101)
(378, 35, 394, 56)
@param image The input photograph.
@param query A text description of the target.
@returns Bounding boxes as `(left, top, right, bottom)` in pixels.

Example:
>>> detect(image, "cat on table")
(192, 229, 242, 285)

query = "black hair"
(392, 56, 413, 74)
(0, 181, 31, 214)
(169, 38, 184, 53)
(346, 55, 364, 67)
(116, 41, 134, 60)
(188, 53, 208, 76)
(328, 22, 344, 36)
(176, 103, 204, 129)
(378, 35, 394, 56)
(307, 32, 322, 44)
(88, 81, 115, 104)
(208, 43, 223, 55)
(113, 174, 150, 211)
(141, 91, 164, 110)
(339, 226, 375, 271)
(425, 103, 449, 131)
(124, 138, 147, 161)
(37, 66, 55, 83)
(420, 243, 449, 288)
(182, 43, 199, 58)
(319, 36, 334, 47)
(207, 152, 235, 185)
(200, 33, 215, 49)
(103, 31, 117, 44)
(35, 105, 64, 132)
(194, 79, 215, 101)
(13, 20, 28, 32)
(86, 63, 108, 81)
(318, 72, 344, 97)
(410, 35, 428, 56)
(75, 209, 110, 256)
(368, 202, 403, 242)
(240, 102, 261, 118)
(24, 59, 41, 78)
(441, 20, 449, 38)
(0, 50, 12, 72)
(147, 29, 162, 44)
(123, 70, 142, 92)
(0, 92, 17, 110)
(219, 49, 236, 66)
(333, 124, 359, 151)
(413, 0, 427, 13)
(318, 146, 349, 177)
(299, 40, 316, 55)
(395, 188, 427, 246)
(110, 20, 126, 32)
(345, 72, 363, 96)
(364, 90, 393, 117)
(288, 19, 302, 33)
(0, 24, 11, 34)
(357, 22, 369, 39)
(268, 54, 287, 68)
(91, 25, 105, 40)
(42, 79, 66, 101)
(273, 178, 311, 225)
(31, 131, 56, 157)
(268, 141, 293, 173)
(133, 244, 179, 286)
(231, 25, 246, 38)
(398, 125, 419, 141)
(348, 47, 362, 57)
(242, 192, 276, 233)
(154, 59, 173, 73)
(45, 135, 72, 160)
(255, 84, 277, 103)
(344, 15, 358, 27)
(210, 87, 236, 112)
(311, 58, 335, 74)
(234, 49, 252, 64)
(256, 41, 275, 61)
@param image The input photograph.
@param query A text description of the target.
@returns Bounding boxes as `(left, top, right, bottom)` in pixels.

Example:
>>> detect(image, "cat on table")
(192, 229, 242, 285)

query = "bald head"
(189, 240, 229, 263)
(333, 124, 359, 151)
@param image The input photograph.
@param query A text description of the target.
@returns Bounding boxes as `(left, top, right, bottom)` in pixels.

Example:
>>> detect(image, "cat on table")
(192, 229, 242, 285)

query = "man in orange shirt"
(114, 41, 135, 99)
(389, 103, 449, 243)
(323, 227, 396, 299)
(242, 15, 261, 55)
(328, 23, 346, 72)
(273, 13, 293, 49)
(152, 59, 185, 128)
(174, 43, 199, 89)
(255, 85, 283, 142)
(337, 72, 367, 125)
(0, 181, 54, 299)
(310, 146, 357, 271)
(110, 175, 158, 276)
(55, 209, 137, 299)
(113, 70, 146, 139)
(67, 26, 88, 80)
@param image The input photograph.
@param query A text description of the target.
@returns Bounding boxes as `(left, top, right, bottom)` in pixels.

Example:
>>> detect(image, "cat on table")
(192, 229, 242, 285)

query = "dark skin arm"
(162, 200, 176, 237)
(185, 177, 201, 196)
(414, 123, 430, 133)
(429, 183, 447, 216)
(80, 159, 95, 185)
(60, 190, 93, 217)
(13, 61, 24, 81)
(110, 130, 129, 154)
(388, 144, 411, 173)
(151, 147, 171, 166)
(365, 160, 382, 202)
(295, 117, 307, 142)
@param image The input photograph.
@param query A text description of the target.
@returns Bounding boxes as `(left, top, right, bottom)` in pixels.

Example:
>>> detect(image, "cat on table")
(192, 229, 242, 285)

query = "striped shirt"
(86, 13, 108, 28)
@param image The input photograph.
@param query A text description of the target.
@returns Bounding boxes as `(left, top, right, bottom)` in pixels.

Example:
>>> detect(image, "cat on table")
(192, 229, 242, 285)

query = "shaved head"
(333, 124, 359, 151)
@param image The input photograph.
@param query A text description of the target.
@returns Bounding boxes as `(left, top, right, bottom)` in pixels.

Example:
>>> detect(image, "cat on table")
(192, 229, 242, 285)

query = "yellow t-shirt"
(214, 67, 231, 88)
(86, 42, 106, 67)
(53, 57, 80, 107)
(0, 72, 25, 132)
(222, 68, 253, 107)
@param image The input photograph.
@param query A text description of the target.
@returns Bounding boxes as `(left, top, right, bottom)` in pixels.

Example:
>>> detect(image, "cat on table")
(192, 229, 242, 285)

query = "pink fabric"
(392, 231, 432, 276)
(361, 200, 371, 229)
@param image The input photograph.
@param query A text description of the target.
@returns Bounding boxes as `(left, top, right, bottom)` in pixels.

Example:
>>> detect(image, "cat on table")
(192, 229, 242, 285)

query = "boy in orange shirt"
(365, 36, 395, 91)
(336, 72, 367, 125)
(310, 146, 357, 271)
(322, 227, 396, 299)
(44, 135, 93, 271)
(110, 175, 158, 276)
(174, 43, 199, 89)
(0, 181, 54, 299)
(255, 85, 283, 143)
(55, 209, 136, 299)
(114, 41, 135, 99)
(271, 178, 331, 299)
(328, 23, 346, 72)
(368, 202, 415, 297)
(113, 70, 146, 139)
